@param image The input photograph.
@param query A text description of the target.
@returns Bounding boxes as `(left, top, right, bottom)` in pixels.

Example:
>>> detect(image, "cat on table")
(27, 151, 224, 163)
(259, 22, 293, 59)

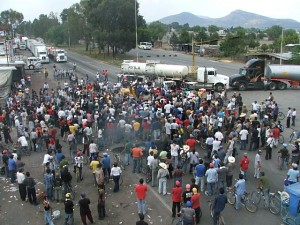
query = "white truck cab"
(26, 57, 42, 70)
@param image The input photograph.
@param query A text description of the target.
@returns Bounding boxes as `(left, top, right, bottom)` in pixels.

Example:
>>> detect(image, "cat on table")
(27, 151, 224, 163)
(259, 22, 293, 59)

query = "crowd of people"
(0, 63, 299, 225)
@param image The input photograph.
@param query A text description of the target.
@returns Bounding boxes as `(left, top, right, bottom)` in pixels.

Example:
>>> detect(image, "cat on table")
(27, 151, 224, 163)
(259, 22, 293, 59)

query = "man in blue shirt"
(194, 159, 206, 192)
(8, 155, 16, 183)
(213, 187, 227, 225)
(234, 173, 246, 210)
(102, 153, 111, 180)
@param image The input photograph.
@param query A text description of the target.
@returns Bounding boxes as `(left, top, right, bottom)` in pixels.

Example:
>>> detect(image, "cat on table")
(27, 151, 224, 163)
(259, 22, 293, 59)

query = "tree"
(31, 13, 59, 39)
(220, 31, 246, 57)
(46, 25, 65, 46)
(260, 43, 268, 52)
(179, 30, 191, 44)
(147, 21, 168, 41)
(169, 32, 179, 45)
(0, 9, 24, 37)
(265, 25, 282, 40)
(289, 45, 300, 65)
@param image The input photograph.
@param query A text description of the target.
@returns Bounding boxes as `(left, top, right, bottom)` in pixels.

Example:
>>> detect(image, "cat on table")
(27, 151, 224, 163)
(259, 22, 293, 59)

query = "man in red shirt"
(272, 127, 280, 148)
(186, 134, 197, 152)
(240, 152, 250, 180)
(191, 187, 201, 224)
(171, 180, 183, 217)
(135, 178, 148, 215)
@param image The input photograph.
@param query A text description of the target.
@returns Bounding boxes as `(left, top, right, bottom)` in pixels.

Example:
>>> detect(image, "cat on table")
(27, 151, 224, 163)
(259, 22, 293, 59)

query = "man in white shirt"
(164, 103, 172, 116)
(254, 150, 262, 179)
(170, 142, 180, 169)
(214, 129, 224, 142)
(265, 134, 274, 160)
(89, 140, 98, 162)
(17, 168, 26, 201)
(292, 108, 297, 126)
(286, 107, 292, 128)
(18, 135, 29, 154)
(110, 162, 122, 192)
(239, 127, 249, 150)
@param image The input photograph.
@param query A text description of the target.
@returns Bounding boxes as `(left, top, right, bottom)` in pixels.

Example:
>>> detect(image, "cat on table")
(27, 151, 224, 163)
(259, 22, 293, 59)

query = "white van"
(139, 42, 152, 50)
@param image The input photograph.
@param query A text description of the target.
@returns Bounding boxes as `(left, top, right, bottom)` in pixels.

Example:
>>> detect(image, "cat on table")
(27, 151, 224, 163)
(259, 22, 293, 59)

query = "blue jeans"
(133, 157, 140, 173)
(113, 175, 120, 192)
(158, 177, 167, 195)
(236, 194, 242, 210)
(240, 140, 247, 150)
(195, 176, 204, 192)
(124, 153, 131, 165)
(44, 210, 54, 225)
(172, 156, 178, 169)
(137, 199, 147, 215)
(206, 182, 216, 196)
(46, 187, 53, 201)
(9, 170, 16, 183)
(64, 213, 74, 225)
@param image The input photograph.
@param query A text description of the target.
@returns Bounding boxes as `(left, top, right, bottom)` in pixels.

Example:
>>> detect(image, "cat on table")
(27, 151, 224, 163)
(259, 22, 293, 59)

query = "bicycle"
(289, 128, 300, 143)
(251, 188, 281, 214)
(227, 189, 258, 213)
(114, 153, 125, 170)
(208, 200, 225, 225)
(65, 182, 75, 200)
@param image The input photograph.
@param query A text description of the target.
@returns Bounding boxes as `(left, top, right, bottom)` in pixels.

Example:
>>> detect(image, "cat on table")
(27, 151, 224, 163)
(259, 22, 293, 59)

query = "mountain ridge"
(158, 10, 300, 29)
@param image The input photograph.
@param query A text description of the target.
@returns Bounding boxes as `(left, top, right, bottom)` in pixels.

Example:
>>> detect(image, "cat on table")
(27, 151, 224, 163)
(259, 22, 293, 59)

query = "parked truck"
(121, 60, 229, 91)
(48, 47, 67, 62)
(229, 59, 300, 91)
(34, 45, 49, 63)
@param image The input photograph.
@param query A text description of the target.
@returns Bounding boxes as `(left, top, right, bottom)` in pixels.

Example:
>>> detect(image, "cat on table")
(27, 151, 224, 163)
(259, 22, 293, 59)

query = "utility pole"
(135, 0, 138, 62)
(280, 28, 284, 65)
(67, 16, 70, 50)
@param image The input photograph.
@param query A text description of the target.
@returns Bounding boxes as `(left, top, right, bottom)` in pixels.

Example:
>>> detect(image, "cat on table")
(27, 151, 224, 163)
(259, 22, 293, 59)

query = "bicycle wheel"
(278, 112, 285, 120)
(251, 191, 261, 205)
(289, 132, 295, 143)
(269, 194, 281, 215)
(227, 191, 236, 205)
(278, 135, 284, 144)
(245, 199, 258, 213)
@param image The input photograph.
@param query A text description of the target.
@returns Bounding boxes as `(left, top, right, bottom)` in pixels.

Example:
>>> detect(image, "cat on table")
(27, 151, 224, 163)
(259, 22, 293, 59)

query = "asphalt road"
(0, 48, 299, 225)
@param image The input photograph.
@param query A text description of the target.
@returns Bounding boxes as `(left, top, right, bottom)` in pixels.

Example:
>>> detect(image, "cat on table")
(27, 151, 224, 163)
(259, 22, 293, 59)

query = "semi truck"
(121, 60, 229, 91)
(34, 45, 49, 63)
(229, 59, 300, 91)
(48, 48, 67, 62)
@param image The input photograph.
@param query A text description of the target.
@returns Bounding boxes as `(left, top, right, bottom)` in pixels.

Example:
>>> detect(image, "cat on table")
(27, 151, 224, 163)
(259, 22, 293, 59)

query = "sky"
(1, 0, 300, 23)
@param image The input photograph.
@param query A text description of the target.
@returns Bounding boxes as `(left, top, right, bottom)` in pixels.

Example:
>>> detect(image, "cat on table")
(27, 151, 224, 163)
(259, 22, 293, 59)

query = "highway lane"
(128, 48, 243, 76)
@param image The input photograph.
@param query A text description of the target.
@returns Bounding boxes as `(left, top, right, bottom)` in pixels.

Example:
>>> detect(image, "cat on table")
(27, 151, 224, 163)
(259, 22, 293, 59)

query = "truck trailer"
(229, 59, 300, 91)
(121, 60, 229, 91)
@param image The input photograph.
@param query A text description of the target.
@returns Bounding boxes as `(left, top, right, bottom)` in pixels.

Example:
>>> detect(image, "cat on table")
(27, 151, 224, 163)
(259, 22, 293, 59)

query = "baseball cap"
(65, 193, 71, 198)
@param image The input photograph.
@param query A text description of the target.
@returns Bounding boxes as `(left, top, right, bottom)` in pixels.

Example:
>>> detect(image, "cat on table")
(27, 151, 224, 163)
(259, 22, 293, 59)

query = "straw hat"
(228, 156, 235, 163)
(159, 162, 168, 170)
(183, 145, 190, 152)
(240, 113, 246, 117)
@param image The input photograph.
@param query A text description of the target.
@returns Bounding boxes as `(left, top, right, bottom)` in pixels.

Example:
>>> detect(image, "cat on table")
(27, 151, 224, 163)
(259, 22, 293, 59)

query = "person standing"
(64, 193, 74, 225)
(8, 154, 16, 183)
(239, 126, 249, 151)
(179, 201, 196, 225)
(44, 168, 54, 201)
(53, 174, 63, 202)
(157, 162, 169, 195)
(170, 141, 180, 169)
(95, 163, 105, 190)
(286, 107, 292, 128)
(43, 195, 55, 225)
(124, 140, 133, 166)
(150, 154, 159, 187)
(191, 188, 201, 224)
(286, 163, 300, 185)
(16, 168, 26, 201)
(78, 192, 94, 225)
(254, 150, 262, 179)
(212, 188, 227, 225)
(265, 134, 274, 160)
(24, 172, 38, 205)
(102, 153, 111, 181)
(131, 144, 143, 173)
(97, 189, 106, 220)
(233, 173, 246, 210)
(90, 156, 99, 186)
(240, 153, 250, 180)
(171, 180, 183, 217)
(194, 159, 206, 192)
(135, 178, 148, 215)
(278, 143, 289, 170)
(136, 213, 148, 225)
(292, 108, 297, 126)
(110, 162, 122, 192)
(205, 163, 218, 196)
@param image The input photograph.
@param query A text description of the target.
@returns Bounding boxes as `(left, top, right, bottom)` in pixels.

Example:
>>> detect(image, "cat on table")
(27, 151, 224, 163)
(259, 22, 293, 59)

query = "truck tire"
(277, 82, 287, 90)
(214, 84, 224, 92)
(29, 65, 34, 70)
(269, 82, 277, 90)
(238, 82, 247, 91)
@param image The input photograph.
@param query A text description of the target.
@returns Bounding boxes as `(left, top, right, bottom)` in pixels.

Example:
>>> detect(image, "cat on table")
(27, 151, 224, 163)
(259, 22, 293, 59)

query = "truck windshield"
(57, 50, 64, 54)
(240, 68, 247, 76)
